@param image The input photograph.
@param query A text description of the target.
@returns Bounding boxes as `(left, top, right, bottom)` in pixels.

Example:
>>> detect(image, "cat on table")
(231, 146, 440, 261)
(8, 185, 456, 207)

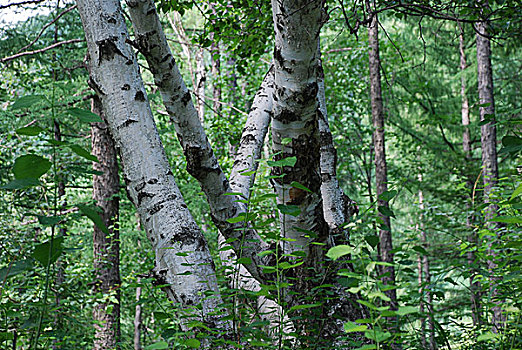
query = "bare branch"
(0, 0, 44, 10)
(1, 38, 84, 63)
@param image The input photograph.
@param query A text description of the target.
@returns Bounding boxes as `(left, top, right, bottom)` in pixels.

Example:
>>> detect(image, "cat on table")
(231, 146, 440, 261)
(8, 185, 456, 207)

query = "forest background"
(0, 0, 520, 349)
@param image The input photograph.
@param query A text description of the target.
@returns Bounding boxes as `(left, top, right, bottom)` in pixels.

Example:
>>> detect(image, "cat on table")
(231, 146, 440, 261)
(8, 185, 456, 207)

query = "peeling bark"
(91, 95, 121, 350)
(77, 0, 229, 332)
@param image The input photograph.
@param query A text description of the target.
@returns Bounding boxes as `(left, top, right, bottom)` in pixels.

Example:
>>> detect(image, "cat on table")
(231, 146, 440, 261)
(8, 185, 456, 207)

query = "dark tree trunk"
(368, 12, 398, 311)
(475, 1, 503, 331)
(91, 95, 121, 349)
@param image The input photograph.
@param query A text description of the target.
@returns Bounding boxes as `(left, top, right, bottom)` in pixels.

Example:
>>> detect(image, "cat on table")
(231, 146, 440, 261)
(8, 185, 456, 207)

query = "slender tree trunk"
(77, 0, 229, 333)
(91, 95, 121, 350)
(475, 1, 503, 331)
(367, 10, 398, 313)
(460, 28, 481, 327)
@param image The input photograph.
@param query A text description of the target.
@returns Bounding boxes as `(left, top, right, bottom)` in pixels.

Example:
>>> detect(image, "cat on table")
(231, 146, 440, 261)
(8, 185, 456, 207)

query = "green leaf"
(277, 204, 300, 216)
(502, 135, 522, 147)
(153, 312, 170, 321)
(412, 245, 427, 255)
(353, 345, 377, 350)
(490, 216, 522, 224)
(378, 190, 397, 202)
(257, 250, 274, 257)
(144, 341, 169, 349)
(281, 137, 292, 145)
(290, 181, 312, 193)
(477, 332, 499, 342)
(0, 178, 41, 190)
(226, 213, 246, 223)
(510, 183, 522, 200)
(364, 330, 391, 342)
(289, 303, 322, 313)
(368, 291, 391, 302)
(236, 257, 252, 265)
(184, 339, 201, 348)
(0, 331, 14, 341)
(344, 322, 368, 333)
(357, 299, 378, 310)
(326, 245, 353, 260)
(35, 215, 62, 226)
(32, 236, 64, 266)
(364, 235, 379, 248)
(16, 126, 44, 136)
(68, 145, 99, 162)
(10, 95, 46, 109)
(396, 306, 418, 316)
(13, 155, 52, 179)
(78, 204, 110, 234)
(0, 259, 33, 280)
(267, 156, 297, 168)
(378, 205, 395, 218)
(68, 107, 103, 123)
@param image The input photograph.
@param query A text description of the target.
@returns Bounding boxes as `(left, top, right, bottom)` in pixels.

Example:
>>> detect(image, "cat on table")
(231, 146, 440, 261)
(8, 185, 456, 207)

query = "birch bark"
(76, 0, 228, 331)
(126, 0, 273, 285)
(91, 95, 121, 349)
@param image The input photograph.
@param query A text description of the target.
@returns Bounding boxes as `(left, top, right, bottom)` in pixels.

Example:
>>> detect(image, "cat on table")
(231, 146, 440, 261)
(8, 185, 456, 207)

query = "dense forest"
(0, 0, 520, 349)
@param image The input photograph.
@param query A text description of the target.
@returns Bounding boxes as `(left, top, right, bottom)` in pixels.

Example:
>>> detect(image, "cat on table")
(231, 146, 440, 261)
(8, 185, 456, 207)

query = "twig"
(1, 38, 84, 63)
(0, 0, 44, 9)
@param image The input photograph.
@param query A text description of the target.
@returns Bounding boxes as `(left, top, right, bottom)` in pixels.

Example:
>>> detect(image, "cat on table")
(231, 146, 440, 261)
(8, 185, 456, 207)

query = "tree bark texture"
(270, 0, 327, 262)
(475, 4, 503, 331)
(91, 95, 121, 350)
(126, 0, 273, 286)
(368, 13, 398, 310)
(77, 0, 228, 332)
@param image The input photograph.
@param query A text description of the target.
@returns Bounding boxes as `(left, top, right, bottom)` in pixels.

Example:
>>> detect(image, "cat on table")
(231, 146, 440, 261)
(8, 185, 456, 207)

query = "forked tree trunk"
(459, 28, 481, 327)
(77, 0, 229, 333)
(367, 11, 398, 313)
(475, 1, 503, 331)
(91, 95, 121, 350)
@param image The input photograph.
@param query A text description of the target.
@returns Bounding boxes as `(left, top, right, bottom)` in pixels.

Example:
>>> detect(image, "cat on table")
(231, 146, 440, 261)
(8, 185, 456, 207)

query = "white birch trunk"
(76, 0, 228, 331)
(126, 0, 272, 285)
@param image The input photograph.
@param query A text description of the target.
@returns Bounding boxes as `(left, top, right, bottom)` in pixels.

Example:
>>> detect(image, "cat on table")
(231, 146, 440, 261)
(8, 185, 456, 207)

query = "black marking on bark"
(137, 191, 155, 206)
(180, 91, 191, 106)
(96, 36, 125, 64)
(146, 7, 156, 16)
(117, 119, 138, 129)
(134, 90, 146, 102)
(168, 57, 176, 70)
(121, 84, 130, 91)
(274, 108, 301, 123)
(160, 233, 165, 239)
(166, 169, 174, 176)
(240, 134, 256, 144)
(274, 47, 284, 67)
(169, 225, 205, 250)
(135, 181, 146, 192)
(160, 54, 170, 63)
(125, 60, 133, 65)
(147, 178, 158, 185)
(88, 77, 105, 96)
(302, 82, 318, 102)
(148, 202, 164, 215)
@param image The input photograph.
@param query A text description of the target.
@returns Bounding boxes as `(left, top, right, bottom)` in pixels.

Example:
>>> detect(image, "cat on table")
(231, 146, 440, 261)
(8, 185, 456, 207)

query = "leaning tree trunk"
(475, 1, 503, 332)
(91, 95, 121, 350)
(76, 0, 230, 333)
(367, 11, 398, 312)
(460, 28, 481, 327)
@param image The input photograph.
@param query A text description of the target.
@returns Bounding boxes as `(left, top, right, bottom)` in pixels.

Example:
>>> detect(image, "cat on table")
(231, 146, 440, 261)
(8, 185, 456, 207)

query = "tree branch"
(1, 39, 84, 63)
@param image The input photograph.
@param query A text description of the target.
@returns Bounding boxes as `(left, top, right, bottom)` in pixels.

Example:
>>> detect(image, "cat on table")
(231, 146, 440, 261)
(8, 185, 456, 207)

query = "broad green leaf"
(364, 235, 379, 248)
(0, 331, 14, 341)
(343, 322, 368, 333)
(477, 332, 499, 342)
(412, 245, 427, 255)
(281, 137, 292, 145)
(13, 155, 52, 179)
(69, 145, 99, 162)
(35, 215, 62, 226)
(368, 291, 391, 302)
(68, 107, 103, 123)
(277, 204, 300, 216)
(184, 339, 201, 349)
(144, 341, 169, 349)
(16, 126, 44, 136)
(490, 216, 522, 224)
(326, 245, 353, 260)
(290, 181, 312, 193)
(257, 250, 274, 257)
(378, 205, 395, 218)
(0, 178, 41, 190)
(153, 312, 170, 321)
(10, 95, 46, 109)
(378, 190, 397, 202)
(396, 306, 418, 316)
(364, 330, 391, 342)
(0, 259, 33, 280)
(236, 257, 252, 265)
(502, 135, 522, 147)
(267, 156, 297, 168)
(357, 299, 378, 310)
(353, 345, 377, 350)
(32, 237, 64, 266)
(78, 204, 109, 234)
